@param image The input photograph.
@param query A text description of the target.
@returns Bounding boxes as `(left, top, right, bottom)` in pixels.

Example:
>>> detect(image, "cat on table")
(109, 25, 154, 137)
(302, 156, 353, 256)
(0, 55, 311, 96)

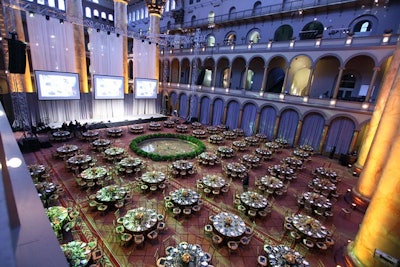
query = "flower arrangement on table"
(181, 189, 189, 197)
(224, 217, 233, 226)
(284, 252, 296, 264)
(135, 212, 144, 221)
(181, 252, 191, 263)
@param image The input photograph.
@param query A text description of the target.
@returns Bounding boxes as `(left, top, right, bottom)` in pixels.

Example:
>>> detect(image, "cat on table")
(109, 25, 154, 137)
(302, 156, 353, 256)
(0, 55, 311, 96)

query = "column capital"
(113, 0, 128, 4)
(145, 0, 167, 16)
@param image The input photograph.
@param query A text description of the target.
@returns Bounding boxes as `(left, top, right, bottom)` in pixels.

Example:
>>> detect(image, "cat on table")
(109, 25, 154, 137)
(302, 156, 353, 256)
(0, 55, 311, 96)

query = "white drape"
(88, 29, 125, 120)
(132, 39, 158, 115)
(27, 14, 83, 123)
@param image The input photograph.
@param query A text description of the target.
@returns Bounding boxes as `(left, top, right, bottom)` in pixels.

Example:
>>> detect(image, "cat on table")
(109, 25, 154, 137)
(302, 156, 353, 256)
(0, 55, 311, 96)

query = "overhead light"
(29, 11, 34, 17)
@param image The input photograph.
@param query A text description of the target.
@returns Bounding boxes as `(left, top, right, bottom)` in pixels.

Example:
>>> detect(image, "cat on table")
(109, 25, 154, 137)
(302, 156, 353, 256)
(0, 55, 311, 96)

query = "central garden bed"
(130, 133, 206, 161)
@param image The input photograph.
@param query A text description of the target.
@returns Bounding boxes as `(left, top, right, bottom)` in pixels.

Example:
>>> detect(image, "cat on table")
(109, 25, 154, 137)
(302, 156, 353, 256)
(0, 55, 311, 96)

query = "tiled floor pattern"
(21, 124, 364, 267)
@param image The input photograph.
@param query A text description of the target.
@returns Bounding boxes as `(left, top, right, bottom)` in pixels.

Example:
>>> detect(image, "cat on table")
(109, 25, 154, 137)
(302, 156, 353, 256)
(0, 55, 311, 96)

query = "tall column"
(354, 66, 392, 175)
(280, 67, 290, 94)
(145, 0, 166, 83)
(242, 65, 249, 89)
(364, 67, 380, 103)
(209, 103, 214, 125)
(212, 65, 218, 87)
(346, 122, 400, 266)
(293, 120, 303, 147)
(226, 66, 232, 89)
(305, 67, 315, 96)
(348, 130, 359, 154)
(260, 66, 268, 92)
(222, 105, 228, 124)
(10, 9, 33, 93)
(318, 125, 329, 154)
(254, 111, 261, 133)
(273, 116, 281, 139)
(353, 41, 400, 205)
(114, 0, 128, 93)
(237, 108, 243, 129)
(332, 67, 345, 99)
(67, 0, 88, 93)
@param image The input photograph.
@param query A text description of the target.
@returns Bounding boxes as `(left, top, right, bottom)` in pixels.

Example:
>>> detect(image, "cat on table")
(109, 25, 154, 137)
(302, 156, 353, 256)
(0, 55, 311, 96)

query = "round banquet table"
(165, 242, 210, 267)
(46, 206, 69, 234)
(29, 164, 46, 179)
(225, 162, 248, 178)
(141, 171, 166, 185)
(198, 152, 219, 165)
(92, 139, 111, 150)
(240, 191, 268, 210)
(223, 130, 237, 140)
(206, 126, 219, 134)
(52, 130, 70, 140)
(263, 244, 310, 267)
(209, 134, 223, 144)
(176, 124, 188, 133)
(104, 146, 125, 157)
(260, 175, 284, 191)
(212, 212, 246, 239)
(163, 120, 175, 128)
(56, 144, 78, 155)
(80, 167, 108, 181)
(202, 174, 226, 189)
(265, 141, 280, 152)
(149, 122, 162, 131)
(118, 157, 143, 172)
(170, 188, 199, 207)
(172, 160, 194, 172)
(275, 138, 288, 148)
(191, 121, 202, 129)
(95, 185, 128, 203)
(310, 177, 337, 195)
(299, 144, 314, 154)
(192, 129, 206, 138)
(268, 164, 295, 180)
(107, 128, 123, 137)
(281, 156, 303, 170)
(293, 149, 311, 161)
(122, 207, 158, 233)
(67, 154, 92, 168)
(241, 154, 261, 168)
(129, 125, 144, 134)
(81, 130, 99, 141)
(61, 240, 92, 267)
(313, 167, 338, 182)
(232, 140, 248, 151)
(217, 146, 235, 158)
(291, 214, 328, 240)
(233, 128, 244, 137)
(255, 147, 273, 160)
(245, 136, 259, 146)
(300, 191, 332, 212)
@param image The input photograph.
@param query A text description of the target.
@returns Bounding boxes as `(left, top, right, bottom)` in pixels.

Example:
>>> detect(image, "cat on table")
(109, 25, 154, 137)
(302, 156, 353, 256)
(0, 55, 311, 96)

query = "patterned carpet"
(21, 121, 364, 267)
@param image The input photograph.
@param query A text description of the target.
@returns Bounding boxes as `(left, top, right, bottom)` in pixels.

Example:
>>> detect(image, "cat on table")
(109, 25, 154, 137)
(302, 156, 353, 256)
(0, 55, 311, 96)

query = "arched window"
(208, 11, 215, 28)
(299, 21, 324, 40)
(225, 32, 236, 45)
(48, 0, 55, 7)
(93, 9, 99, 18)
(191, 15, 196, 27)
(274, 25, 293, 41)
(136, 10, 140, 20)
(101, 12, 107, 20)
(165, 0, 170, 12)
(171, 0, 176, 10)
(252, 1, 261, 15)
(145, 9, 148, 18)
(228, 7, 236, 20)
(57, 0, 65, 10)
(207, 35, 215, 47)
(140, 8, 144, 19)
(354, 20, 372, 32)
(85, 7, 92, 18)
(108, 14, 113, 22)
(248, 30, 261, 44)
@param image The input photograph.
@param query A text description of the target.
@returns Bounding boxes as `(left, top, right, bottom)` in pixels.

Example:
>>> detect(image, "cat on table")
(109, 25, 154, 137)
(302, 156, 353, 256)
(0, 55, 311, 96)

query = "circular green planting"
(130, 133, 206, 161)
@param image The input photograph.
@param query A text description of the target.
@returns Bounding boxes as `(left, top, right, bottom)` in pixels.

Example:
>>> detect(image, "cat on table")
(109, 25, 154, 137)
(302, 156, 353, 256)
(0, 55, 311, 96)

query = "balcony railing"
(160, 0, 359, 32)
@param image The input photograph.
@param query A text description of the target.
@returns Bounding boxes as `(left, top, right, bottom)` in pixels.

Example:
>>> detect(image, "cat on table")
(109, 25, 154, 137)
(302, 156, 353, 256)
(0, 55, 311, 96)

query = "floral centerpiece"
(181, 252, 191, 263)
(285, 252, 296, 264)
(224, 217, 233, 226)
(135, 212, 144, 221)
(181, 189, 189, 197)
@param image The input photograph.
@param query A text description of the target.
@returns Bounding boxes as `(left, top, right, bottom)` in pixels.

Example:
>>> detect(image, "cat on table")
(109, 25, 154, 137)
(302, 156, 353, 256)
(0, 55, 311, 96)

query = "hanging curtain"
(324, 118, 355, 155)
(258, 106, 276, 140)
(132, 39, 157, 115)
(170, 92, 178, 113)
(277, 109, 299, 146)
(225, 101, 240, 130)
(212, 99, 224, 125)
(199, 97, 210, 124)
(241, 103, 257, 136)
(88, 29, 125, 120)
(27, 15, 86, 123)
(299, 113, 325, 150)
(189, 95, 199, 120)
(179, 93, 188, 118)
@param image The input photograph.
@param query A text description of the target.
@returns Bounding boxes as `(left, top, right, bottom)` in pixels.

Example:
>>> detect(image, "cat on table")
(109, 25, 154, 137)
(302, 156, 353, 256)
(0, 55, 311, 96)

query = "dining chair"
(212, 234, 223, 247)
(147, 229, 159, 244)
(134, 234, 145, 249)
(227, 241, 239, 254)
(257, 255, 268, 267)
(204, 224, 213, 238)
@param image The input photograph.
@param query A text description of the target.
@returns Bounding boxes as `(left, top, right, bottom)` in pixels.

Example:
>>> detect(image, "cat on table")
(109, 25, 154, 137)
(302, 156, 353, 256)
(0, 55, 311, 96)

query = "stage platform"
(48, 113, 168, 130)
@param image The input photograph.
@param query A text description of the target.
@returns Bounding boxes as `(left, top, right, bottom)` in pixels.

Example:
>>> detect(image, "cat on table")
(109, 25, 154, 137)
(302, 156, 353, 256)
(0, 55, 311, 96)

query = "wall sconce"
(225, 88, 230, 93)
(247, 41, 253, 50)
(382, 29, 392, 44)
(303, 96, 308, 102)
(59, 19, 64, 24)
(345, 32, 354, 46)
(330, 99, 336, 106)
(289, 38, 296, 48)
(259, 91, 264, 97)
(315, 35, 322, 47)
(230, 44, 235, 50)
(187, 84, 190, 88)
(160, 49, 164, 55)
(167, 82, 171, 86)
(267, 39, 273, 49)
(169, 49, 173, 54)
(279, 93, 285, 100)
(29, 11, 34, 17)
(362, 103, 369, 109)
(202, 47, 206, 52)
(190, 48, 193, 53)
(211, 86, 215, 91)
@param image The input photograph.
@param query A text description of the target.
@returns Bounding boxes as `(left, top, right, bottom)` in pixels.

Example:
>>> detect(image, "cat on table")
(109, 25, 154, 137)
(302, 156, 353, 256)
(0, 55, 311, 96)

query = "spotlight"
(96, 29, 100, 33)
(59, 19, 64, 24)
(29, 11, 34, 17)
(45, 15, 50, 20)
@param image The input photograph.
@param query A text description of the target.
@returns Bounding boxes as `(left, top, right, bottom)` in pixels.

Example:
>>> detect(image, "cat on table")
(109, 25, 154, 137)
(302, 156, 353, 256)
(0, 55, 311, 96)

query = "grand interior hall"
(1, 0, 400, 267)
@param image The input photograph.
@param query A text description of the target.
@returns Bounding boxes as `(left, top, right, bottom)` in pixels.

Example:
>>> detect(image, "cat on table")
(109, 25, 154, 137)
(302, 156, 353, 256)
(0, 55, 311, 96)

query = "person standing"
(242, 173, 249, 192)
